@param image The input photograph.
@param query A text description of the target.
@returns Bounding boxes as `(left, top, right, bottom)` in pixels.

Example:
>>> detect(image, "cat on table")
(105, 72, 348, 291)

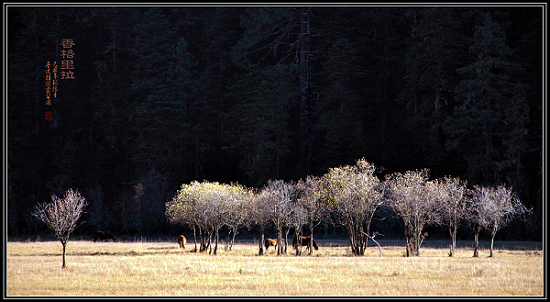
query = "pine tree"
(127, 8, 196, 178)
(186, 7, 244, 182)
(357, 8, 410, 168)
(228, 7, 305, 183)
(226, 63, 297, 186)
(398, 7, 467, 172)
(444, 13, 530, 188)
(316, 37, 365, 169)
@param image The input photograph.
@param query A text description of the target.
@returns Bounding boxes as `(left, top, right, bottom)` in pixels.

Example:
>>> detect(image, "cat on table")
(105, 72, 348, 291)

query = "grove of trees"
(7, 5, 542, 243)
(165, 158, 530, 257)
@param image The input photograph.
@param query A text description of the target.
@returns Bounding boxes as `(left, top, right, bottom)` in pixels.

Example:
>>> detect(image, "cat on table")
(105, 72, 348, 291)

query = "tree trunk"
(61, 239, 67, 269)
(276, 227, 283, 255)
(284, 227, 290, 255)
(361, 231, 383, 257)
(225, 229, 231, 251)
(229, 228, 237, 251)
(213, 228, 219, 255)
(415, 232, 420, 257)
(308, 224, 314, 256)
(259, 233, 265, 256)
(449, 225, 457, 257)
(347, 222, 358, 256)
(473, 225, 481, 257)
(208, 231, 213, 255)
(193, 226, 197, 252)
(490, 229, 496, 257)
(406, 236, 414, 257)
(361, 224, 370, 256)
(363, 224, 370, 256)
(293, 227, 301, 256)
(201, 227, 207, 252)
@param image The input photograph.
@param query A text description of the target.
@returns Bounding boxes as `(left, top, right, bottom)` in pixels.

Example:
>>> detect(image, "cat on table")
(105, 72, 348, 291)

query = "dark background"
(6, 5, 543, 241)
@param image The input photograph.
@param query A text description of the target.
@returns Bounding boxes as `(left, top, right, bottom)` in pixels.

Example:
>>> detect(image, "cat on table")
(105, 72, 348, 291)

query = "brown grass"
(6, 239, 543, 297)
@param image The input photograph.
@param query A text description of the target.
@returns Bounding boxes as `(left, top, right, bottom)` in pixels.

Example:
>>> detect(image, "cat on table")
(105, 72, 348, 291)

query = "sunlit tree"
(223, 183, 254, 251)
(469, 184, 529, 257)
(245, 188, 271, 256)
(385, 169, 441, 256)
(295, 175, 324, 255)
(166, 180, 252, 255)
(166, 181, 201, 251)
(254, 180, 296, 255)
(32, 189, 87, 269)
(323, 159, 385, 256)
(437, 176, 470, 257)
(258, 180, 297, 255)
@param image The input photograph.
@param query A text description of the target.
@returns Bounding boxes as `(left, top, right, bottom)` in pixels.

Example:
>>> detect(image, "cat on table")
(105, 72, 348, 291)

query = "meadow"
(6, 237, 544, 297)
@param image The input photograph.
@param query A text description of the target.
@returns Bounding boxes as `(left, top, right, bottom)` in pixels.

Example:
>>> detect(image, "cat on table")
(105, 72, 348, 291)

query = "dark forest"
(6, 5, 543, 241)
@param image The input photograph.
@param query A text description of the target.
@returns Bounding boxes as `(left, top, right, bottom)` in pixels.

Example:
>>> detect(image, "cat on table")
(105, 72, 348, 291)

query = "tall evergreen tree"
(398, 7, 467, 174)
(230, 7, 307, 179)
(90, 7, 137, 184)
(227, 63, 297, 186)
(444, 13, 531, 189)
(127, 8, 196, 179)
(184, 7, 244, 182)
(316, 37, 365, 170)
(357, 8, 410, 170)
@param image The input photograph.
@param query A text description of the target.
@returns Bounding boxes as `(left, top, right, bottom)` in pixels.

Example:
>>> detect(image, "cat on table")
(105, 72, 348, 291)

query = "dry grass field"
(6, 238, 544, 297)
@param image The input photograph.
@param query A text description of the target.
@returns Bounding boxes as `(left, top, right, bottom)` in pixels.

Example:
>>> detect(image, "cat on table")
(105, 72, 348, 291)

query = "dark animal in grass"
(92, 230, 116, 242)
(292, 235, 319, 254)
(264, 238, 284, 252)
(177, 235, 186, 249)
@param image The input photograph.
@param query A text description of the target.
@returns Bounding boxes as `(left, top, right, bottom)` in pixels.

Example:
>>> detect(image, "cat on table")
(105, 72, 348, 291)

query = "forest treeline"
(7, 6, 542, 240)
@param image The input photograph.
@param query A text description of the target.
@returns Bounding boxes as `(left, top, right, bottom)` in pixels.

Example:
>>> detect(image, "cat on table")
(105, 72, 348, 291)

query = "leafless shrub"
(32, 189, 87, 268)
(469, 184, 530, 257)
(323, 158, 386, 256)
(385, 169, 441, 257)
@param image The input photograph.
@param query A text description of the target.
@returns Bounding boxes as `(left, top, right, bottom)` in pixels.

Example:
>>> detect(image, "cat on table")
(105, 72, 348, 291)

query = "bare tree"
(385, 169, 441, 257)
(32, 189, 87, 269)
(323, 159, 386, 256)
(207, 182, 252, 255)
(437, 176, 470, 257)
(166, 181, 253, 255)
(224, 183, 254, 251)
(166, 181, 201, 252)
(245, 189, 269, 255)
(286, 195, 307, 255)
(470, 184, 530, 257)
(259, 180, 297, 255)
(295, 175, 323, 255)
(166, 181, 218, 253)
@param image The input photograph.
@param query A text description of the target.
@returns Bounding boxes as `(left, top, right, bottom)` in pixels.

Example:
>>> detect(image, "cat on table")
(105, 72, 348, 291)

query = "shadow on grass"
(9, 248, 188, 257)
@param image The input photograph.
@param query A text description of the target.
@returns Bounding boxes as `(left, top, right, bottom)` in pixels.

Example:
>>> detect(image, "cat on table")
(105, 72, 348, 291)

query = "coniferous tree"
(444, 13, 531, 188)
(227, 64, 297, 186)
(357, 8, 410, 169)
(398, 7, 467, 173)
(229, 7, 307, 181)
(316, 38, 366, 169)
(127, 8, 196, 178)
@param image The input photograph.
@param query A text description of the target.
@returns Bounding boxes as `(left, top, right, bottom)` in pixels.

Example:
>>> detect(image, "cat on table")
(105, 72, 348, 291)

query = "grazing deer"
(292, 235, 319, 255)
(177, 235, 186, 249)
